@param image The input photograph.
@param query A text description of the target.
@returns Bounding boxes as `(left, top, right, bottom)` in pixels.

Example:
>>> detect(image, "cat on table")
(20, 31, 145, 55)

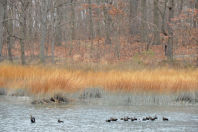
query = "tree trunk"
(179, 0, 183, 14)
(40, 0, 48, 63)
(194, 0, 198, 28)
(88, 0, 94, 46)
(129, 0, 138, 35)
(71, 0, 75, 40)
(141, 0, 147, 42)
(96, 0, 101, 38)
(55, 2, 62, 46)
(167, 0, 175, 60)
(51, 35, 55, 63)
(103, 0, 112, 45)
(5, 3, 13, 62)
(51, 2, 56, 64)
(161, 0, 168, 36)
(40, 22, 46, 63)
(0, 0, 6, 61)
(153, 0, 160, 45)
(19, 1, 30, 65)
(20, 16, 26, 65)
(69, 0, 75, 56)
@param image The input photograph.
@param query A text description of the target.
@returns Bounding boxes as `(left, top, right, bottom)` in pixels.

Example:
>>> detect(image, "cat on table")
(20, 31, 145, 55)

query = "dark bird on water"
(142, 118, 147, 121)
(131, 117, 137, 121)
(58, 119, 64, 123)
(110, 117, 118, 121)
(30, 115, 35, 123)
(121, 117, 130, 121)
(150, 117, 155, 121)
(154, 116, 158, 120)
(163, 117, 168, 121)
(106, 119, 111, 122)
(146, 117, 150, 120)
(123, 117, 130, 121)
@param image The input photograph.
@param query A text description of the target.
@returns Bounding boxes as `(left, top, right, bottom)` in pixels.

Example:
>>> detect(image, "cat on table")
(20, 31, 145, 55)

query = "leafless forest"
(0, 0, 197, 66)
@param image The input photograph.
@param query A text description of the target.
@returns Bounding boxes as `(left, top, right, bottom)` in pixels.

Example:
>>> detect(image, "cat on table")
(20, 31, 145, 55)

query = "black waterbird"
(30, 115, 35, 123)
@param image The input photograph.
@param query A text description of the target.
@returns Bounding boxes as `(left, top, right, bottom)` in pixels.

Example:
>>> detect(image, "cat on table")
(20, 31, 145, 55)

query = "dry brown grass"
(0, 63, 198, 95)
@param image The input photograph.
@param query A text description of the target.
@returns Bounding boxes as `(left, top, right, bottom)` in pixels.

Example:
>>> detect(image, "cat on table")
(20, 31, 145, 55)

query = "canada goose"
(146, 117, 150, 120)
(142, 118, 147, 121)
(110, 118, 118, 121)
(106, 119, 111, 122)
(163, 117, 168, 121)
(58, 119, 64, 123)
(30, 115, 35, 123)
(131, 117, 137, 121)
(123, 117, 130, 121)
(154, 116, 158, 120)
(150, 117, 155, 121)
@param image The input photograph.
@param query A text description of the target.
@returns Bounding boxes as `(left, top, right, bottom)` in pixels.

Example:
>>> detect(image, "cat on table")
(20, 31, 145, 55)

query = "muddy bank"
(1, 88, 198, 105)
(31, 95, 69, 105)
(0, 88, 6, 95)
(0, 88, 29, 96)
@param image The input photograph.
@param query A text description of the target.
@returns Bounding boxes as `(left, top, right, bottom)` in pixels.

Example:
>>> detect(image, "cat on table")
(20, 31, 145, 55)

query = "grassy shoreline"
(0, 63, 198, 96)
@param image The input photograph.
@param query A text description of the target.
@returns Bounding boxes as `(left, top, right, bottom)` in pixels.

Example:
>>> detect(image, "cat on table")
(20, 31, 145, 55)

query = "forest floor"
(1, 37, 197, 67)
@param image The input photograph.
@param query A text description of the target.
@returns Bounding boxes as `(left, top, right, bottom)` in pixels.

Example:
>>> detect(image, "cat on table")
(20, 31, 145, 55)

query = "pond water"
(0, 96, 198, 132)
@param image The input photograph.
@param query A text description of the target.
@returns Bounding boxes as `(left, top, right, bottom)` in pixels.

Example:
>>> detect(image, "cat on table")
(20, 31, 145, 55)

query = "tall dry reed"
(0, 64, 197, 95)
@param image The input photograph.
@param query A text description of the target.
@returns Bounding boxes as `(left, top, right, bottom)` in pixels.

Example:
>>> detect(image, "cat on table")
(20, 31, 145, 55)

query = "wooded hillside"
(0, 0, 197, 66)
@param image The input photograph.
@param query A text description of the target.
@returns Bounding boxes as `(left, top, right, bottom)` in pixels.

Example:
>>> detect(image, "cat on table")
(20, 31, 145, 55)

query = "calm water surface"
(0, 96, 198, 132)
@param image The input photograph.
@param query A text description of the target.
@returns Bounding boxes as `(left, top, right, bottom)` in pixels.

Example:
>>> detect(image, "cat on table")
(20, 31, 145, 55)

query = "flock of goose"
(106, 116, 168, 122)
(30, 115, 168, 124)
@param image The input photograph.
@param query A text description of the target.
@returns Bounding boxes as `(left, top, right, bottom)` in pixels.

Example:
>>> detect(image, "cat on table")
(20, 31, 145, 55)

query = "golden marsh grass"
(0, 64, 198, 95)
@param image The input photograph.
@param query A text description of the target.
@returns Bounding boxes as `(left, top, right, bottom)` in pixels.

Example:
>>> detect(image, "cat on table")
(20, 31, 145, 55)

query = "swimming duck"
(150, 117, 155, 121)
(106, 119, 111, 122)
(123, 117, 130, 121)
(142, 117, 147, 121)
(146, 117, 150, 120)
(30, 115, 35, 123)
(58, 119, 64, 123)
(131, 117, 137, 121)
(110, 117, 118, 121)
(163, 117, 168, 121)
(154, 116, 158, 120)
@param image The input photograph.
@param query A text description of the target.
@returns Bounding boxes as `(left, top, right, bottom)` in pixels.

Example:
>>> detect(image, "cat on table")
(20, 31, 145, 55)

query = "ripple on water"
(0, 96, 198, 132)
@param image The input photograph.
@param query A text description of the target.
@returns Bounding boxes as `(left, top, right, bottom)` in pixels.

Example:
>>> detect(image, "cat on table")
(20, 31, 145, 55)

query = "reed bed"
(0, 64, 198, 95)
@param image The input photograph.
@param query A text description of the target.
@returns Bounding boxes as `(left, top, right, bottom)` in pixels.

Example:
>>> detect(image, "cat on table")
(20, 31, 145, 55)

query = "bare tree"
(17, 0, 31, 65)
(88, 0, 94, 48)
(160, 0, 168, 36)
(54, 0, 63, 46)
(69, 0, 76, 56)
(194, 0, 198, 28)
(5, 2, 13, 62)
(96, 0, 101, 38)
(0, 0, 6, 61)
(178, 0, 183, 14)
(40, 0, 50, 63)
(153, 0, 160, 45)
(129, 0, 138, 36)
(167, 0, 175, 60)
(140, 0, 147, 42)
(103, 0, 112, 45)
